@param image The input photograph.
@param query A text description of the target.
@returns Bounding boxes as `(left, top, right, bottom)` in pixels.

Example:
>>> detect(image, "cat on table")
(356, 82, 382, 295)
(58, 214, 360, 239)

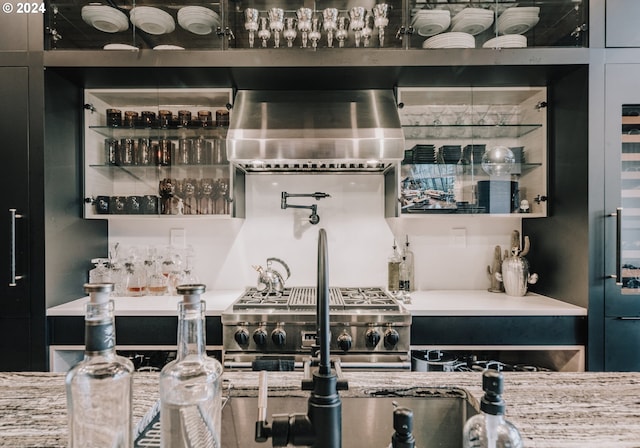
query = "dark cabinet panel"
(0, 318, 30, 370)
(0, 68, 31, 370)
(48, 315, 223, 346)
(411, 316, 586, 346)
(604, 318, 640, 371)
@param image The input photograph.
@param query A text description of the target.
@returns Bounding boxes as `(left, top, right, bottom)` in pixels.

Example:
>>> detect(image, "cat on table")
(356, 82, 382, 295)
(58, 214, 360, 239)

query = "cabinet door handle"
(609, 207, 623, 285)
(9, 208, 25, 287)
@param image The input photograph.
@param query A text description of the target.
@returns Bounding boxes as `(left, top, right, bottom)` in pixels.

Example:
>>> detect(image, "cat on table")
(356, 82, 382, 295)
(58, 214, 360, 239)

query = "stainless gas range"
(221, 287, 411, 370)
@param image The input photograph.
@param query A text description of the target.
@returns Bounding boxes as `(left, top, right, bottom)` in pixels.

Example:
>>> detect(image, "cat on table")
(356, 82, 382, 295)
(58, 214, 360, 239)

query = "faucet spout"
(317, 228, 331, 375)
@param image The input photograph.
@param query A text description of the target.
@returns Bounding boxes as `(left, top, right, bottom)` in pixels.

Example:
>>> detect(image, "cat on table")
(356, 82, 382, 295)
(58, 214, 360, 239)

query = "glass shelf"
(402, 124, 542, 140)
(402, 162, 543, 176)
(89, 126, 228, 140)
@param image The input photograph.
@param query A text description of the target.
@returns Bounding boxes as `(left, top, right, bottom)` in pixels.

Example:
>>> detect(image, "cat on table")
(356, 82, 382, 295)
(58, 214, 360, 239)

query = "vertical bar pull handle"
(9, 208, 24, 287)
(609, 207, 623, 286)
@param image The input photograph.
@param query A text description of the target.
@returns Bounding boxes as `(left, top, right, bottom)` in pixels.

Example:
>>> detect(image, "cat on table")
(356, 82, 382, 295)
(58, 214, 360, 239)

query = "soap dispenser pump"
(388, 404, 416, 448)
(462, 370, 523, 448)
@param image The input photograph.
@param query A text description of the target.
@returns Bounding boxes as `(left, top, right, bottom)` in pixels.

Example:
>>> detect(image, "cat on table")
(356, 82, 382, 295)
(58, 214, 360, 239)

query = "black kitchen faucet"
(255, 228, 348, 448)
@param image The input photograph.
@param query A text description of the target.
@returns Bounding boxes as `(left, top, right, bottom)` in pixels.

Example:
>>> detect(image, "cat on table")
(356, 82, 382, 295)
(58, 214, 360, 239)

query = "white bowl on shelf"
(177, 6, 221, 35)
(496, 7, 540, 35)
(81, 5, 129, 33)
(483, 34, 527, 49)
(130, 6, 175, 35)
(411, 9, 451, 37)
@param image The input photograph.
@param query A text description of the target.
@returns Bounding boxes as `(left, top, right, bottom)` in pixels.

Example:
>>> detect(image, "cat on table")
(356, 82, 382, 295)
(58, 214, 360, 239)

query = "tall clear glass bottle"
(462, 370, 523, 448)
(66, 283, 134, 448)
(160, 284, 223, 448)
(388, 240, 401, 294)
(403, 235, 415, 292)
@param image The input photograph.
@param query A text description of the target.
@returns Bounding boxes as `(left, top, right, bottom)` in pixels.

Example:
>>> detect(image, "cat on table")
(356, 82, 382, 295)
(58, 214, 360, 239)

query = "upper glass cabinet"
(83, 88, 236, 219)
(397, 86, 547, 216)
(44, 0, 588, 51)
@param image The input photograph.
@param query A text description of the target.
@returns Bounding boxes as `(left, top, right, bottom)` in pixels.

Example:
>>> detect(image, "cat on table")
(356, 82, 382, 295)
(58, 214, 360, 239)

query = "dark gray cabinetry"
(601, 64, 640, 371)
(0, 68, 31, 370)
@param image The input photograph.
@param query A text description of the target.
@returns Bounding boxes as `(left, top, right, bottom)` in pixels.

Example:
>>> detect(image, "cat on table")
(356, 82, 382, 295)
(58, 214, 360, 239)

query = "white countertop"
(46, 290, 243, 316)
(47, 289, 587, 317)
(404, 290, 587, 316)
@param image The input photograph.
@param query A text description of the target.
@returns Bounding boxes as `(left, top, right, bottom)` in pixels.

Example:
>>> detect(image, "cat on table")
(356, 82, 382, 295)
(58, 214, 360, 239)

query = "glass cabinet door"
(397, 86, 547, 216)
(44, 0, 587, 51)
(83, 88, 234, 218)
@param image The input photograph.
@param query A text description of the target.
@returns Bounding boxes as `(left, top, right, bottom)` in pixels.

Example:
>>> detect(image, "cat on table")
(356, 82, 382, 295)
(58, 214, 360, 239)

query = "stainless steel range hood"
(227, 90, 405, 172)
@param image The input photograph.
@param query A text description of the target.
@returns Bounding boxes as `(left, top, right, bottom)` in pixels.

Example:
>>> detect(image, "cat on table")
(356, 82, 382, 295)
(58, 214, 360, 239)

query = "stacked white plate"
(451, 7, 494, 36)
(496, 7, 540, 35)
(177, 6, 221, 35)
(483, 34, 527, 48)
(103, 43, 138, 50)
(81, 5, 128, 33)
(422, 32, 475, 49)
(130, 6, 175, 35)
(153, 45, 185, 50)
(411, 9, 451, 37)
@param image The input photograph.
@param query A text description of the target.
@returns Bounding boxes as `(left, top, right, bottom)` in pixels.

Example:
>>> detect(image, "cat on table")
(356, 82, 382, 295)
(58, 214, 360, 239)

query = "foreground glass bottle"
(462, 370, 523, 448)
(66, 283, 134, 448)
(160, 284, 223, 448)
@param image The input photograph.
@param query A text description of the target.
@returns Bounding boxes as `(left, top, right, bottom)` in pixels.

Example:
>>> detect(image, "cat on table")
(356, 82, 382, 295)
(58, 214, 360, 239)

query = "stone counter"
(1, 371, 639, 447)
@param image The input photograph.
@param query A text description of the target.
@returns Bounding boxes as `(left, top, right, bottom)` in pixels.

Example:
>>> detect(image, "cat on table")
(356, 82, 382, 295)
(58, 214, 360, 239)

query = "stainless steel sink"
(221, 388, 478, 447)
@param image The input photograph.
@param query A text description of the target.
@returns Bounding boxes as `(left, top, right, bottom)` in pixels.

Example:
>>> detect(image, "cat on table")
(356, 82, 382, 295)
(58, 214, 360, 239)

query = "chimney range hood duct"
(227, 90, 405, 172)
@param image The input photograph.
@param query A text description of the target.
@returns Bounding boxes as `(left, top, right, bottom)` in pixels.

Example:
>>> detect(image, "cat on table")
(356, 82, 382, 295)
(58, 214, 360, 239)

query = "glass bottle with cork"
(65, 282, 134, 448)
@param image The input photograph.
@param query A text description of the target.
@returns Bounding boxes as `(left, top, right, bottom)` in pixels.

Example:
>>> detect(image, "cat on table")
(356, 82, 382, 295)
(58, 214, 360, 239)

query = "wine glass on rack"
(362, 12, 374, 47)
(449, 104, 469, 125)
(492, 105, 516, 126)
(336, 16, 349, 48)
(310, 17, 321, 49)
(283, 16, 297, 48)
(323, 8, 338, 48)
(296, 8, 313, 48)
(258, 16, 271, 48)
(373, 3, 389, 47)
(244, 8, 259, 48)
(268, 8, 284, 48)
(472, 105, 491, 125)
(349, 7, 366, 48)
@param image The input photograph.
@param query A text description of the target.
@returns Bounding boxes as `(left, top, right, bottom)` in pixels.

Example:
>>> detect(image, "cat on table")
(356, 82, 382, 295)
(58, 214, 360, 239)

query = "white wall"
(108, 173, 524, 291)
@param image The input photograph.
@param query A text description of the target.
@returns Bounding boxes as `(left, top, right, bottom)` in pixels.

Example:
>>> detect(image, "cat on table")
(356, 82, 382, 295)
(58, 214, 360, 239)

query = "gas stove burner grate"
(232, 286, 402, 311)
(232, 289, 290, 309)
(288, 287, 344, 309)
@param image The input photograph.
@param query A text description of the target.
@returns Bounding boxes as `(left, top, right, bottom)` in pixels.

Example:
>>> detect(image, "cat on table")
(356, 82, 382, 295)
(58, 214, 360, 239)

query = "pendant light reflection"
(481, 145, 515, 177)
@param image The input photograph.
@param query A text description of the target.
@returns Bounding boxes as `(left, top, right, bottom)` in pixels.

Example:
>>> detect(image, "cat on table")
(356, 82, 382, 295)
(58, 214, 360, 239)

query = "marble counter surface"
(46, 289, 586, 317)
(0, 371, 637, 447)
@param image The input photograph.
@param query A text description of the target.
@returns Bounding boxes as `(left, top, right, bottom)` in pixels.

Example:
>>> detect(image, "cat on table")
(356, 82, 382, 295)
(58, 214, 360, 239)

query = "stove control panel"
(223, 322, 409, 355)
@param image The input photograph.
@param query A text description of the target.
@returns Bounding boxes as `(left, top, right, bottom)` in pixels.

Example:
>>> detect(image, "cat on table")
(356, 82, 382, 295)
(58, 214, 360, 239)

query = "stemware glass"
(258, 16, 271, 48)
(323, 8, 338, 48)
(283, 17, 297, 47)
(336, 16, 349, 48)
(362, 12, 374, 47)
(244, 8, 259, 48)
(310, 17, 321, 49)
(373, 3, 389, 47)
(268, 8, 284, 48)
(296, 8, 313, 48)
(349, 7, 366, 48)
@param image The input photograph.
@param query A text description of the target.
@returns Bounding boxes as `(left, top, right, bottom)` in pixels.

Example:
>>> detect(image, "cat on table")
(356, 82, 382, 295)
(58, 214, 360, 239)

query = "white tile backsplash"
(108, 173, 523, 291)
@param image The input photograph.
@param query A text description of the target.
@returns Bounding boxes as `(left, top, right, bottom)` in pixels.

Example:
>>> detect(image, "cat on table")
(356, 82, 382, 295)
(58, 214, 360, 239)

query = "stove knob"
(271, 328, 287, 347)
(253, 328, 268, 346)
(384, 328, 400, 348)
(234, 328, 250, 346)
(337, 332, 352, 352)
(366, 329, 381, 348)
